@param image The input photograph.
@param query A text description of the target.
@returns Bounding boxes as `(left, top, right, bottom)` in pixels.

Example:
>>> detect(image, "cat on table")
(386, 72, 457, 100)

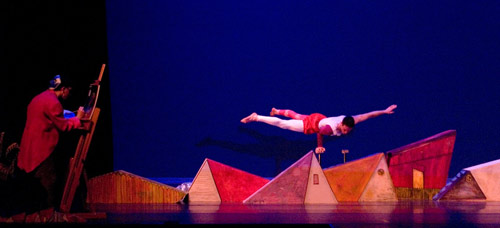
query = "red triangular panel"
(206, 159, 270, 203)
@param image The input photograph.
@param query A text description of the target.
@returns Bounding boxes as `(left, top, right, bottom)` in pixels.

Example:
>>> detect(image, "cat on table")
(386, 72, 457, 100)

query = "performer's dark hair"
(53, 76, 74, 91)
(342, 116, 355, 128)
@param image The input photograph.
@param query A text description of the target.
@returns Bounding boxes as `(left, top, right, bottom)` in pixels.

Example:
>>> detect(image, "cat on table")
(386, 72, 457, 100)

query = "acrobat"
(241, 104, 397, 154)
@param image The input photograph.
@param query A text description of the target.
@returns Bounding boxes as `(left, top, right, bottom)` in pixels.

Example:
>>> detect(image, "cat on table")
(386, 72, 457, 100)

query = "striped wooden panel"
(87, 170, 187, 204)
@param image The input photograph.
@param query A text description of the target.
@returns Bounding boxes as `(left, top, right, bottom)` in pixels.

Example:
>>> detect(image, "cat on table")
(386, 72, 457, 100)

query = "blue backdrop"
(106, 0, 500, 179)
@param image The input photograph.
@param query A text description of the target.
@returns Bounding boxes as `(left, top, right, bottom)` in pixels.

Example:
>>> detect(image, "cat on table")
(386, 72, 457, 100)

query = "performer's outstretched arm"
(315, 133, 325, 154)
(353, 104, 397, 124)
(314, 125, 333, 154)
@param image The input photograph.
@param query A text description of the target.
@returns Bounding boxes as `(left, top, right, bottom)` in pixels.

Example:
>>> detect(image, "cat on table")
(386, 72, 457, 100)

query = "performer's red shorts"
(303, 113, 326, 135)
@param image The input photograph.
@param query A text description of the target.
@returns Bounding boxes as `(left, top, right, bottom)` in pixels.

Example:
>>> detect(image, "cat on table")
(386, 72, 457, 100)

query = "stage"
(83, 201, 500, 226)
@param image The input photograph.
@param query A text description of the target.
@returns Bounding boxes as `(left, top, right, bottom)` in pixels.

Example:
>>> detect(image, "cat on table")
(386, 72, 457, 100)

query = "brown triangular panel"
(433, 170, 486, 201)
(244, 152, 313, 204)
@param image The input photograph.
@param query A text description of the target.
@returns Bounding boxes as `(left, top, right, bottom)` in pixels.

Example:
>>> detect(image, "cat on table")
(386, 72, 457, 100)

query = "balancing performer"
(241, 104, 397, 154)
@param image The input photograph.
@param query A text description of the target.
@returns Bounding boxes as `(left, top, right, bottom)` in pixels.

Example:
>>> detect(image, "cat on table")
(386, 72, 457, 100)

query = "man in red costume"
(17, 75, 83, 209)
(241, 104, 397, 154)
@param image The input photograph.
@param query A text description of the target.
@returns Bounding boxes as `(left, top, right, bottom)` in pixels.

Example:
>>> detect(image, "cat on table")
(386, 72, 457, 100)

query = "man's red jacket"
(17, 90, 80, 173)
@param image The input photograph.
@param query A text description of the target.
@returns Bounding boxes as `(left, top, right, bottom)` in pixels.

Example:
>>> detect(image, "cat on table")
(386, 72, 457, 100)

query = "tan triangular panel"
(243, 151, 313, 204)
(359, 155, 398, 201)
(188, 159, 221, 203)
(86, 170, 186, 204)
(323, 153, 384, 201)
(466, 158, 500, 201)
(305, 153, 338, 204)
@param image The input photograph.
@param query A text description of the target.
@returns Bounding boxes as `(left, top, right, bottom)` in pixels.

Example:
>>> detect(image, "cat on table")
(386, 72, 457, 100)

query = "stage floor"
(85, 201, 500, 227)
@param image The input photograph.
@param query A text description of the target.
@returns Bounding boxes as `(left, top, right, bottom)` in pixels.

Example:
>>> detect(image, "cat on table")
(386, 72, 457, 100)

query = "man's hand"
(76, 106, 85, 119)
(384, 104, 397, 114)
(315, 147, 325, 154)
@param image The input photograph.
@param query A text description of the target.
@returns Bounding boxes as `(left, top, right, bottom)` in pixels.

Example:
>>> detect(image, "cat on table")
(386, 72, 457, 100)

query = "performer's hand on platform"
(315, 147, 325, 154)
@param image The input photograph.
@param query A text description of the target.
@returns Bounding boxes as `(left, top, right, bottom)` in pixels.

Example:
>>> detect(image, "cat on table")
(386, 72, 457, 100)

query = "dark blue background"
(106, 0, 500, 179)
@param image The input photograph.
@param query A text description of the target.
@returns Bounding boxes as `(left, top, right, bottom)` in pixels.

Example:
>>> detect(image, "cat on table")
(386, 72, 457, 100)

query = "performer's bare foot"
(270, 107, 278, 116)
(241, 112, 258, 123)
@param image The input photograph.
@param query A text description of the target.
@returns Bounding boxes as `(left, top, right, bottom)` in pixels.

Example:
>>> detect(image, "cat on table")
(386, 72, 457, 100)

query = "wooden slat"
(87, 170, 186, 204)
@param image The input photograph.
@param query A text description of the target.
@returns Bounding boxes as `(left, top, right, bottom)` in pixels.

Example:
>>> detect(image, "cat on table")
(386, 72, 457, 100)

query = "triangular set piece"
(188, 159, 221, 203)
(244, 151, 337, 204)
(188, 159, 269, 203)
(323, 153, 397, 202)
(433, 170, 486, 201)
(87, 170, 186, 204)
(434, 158, 500, 201)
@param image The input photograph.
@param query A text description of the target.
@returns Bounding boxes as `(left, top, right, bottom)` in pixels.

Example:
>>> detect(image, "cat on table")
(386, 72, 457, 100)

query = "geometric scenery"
(434, 158, 500, 201)
(385, 130, 457, 200)
(432, 170, 486, 201)
(86, 170, 187, 204)
(85, 130, 500, 205)
(244, 151, 337, 204)
(323, 153, 397, 202)
(188, 159, 270, 203)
